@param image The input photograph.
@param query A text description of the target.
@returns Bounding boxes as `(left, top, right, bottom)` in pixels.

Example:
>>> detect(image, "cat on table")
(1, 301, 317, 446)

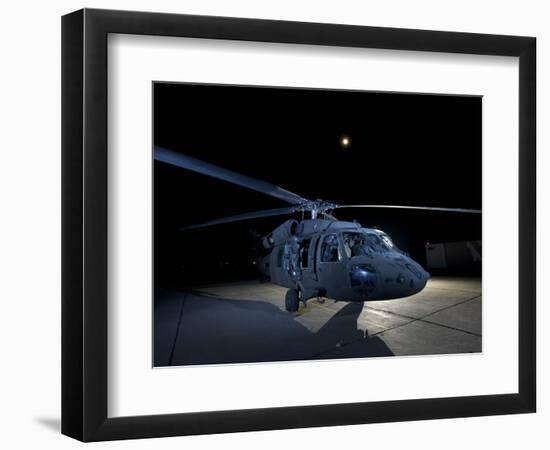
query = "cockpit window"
(320, 234, 340, 262)
(343, 231, 396, 256)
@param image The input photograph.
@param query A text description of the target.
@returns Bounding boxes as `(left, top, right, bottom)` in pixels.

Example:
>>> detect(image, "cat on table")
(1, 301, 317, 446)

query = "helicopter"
(155, 146, 481, 312)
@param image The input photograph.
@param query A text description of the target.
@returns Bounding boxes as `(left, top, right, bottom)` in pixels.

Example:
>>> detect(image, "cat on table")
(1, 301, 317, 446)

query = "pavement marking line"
(168, 294, 187, 366)
(307, 295, 482, 359)
(418, 317, 482, 337)
(427, 286, 481, 294)
(365, 294, 481, 320)
(368, 317, 420, 338)
(306, 294, 481, 338)
(367, 294, 482, 338)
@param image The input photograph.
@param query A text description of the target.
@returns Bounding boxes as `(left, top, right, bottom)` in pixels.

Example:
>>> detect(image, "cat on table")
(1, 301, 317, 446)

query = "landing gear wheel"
(285, 289, 300, 312)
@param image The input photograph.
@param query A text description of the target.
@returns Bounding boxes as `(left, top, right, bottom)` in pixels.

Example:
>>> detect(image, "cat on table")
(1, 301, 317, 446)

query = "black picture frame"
(62, 8, 536, 442)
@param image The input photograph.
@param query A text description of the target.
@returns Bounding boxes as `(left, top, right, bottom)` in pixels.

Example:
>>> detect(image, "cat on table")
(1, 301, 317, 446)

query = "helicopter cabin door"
(316, 233, 348, 299)
(298, 237, 316, 288)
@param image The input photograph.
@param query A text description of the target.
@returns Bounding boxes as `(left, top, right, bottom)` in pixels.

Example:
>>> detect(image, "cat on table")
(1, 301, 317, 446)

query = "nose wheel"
(285, 288, 300, 312)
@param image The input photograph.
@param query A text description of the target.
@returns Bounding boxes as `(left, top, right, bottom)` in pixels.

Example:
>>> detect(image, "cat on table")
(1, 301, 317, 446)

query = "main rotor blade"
(336, 205, 481, 214)
(180, 206, 298, 231)
(154, 146, 308, 205)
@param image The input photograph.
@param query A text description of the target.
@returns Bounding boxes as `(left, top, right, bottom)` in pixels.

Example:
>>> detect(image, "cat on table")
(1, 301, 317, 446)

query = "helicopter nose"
(404, 259, 430, 293)
(418, 269, 430, 290)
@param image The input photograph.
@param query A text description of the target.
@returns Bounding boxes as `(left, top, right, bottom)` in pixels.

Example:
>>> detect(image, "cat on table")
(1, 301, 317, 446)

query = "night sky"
(154, 82, 481, 287)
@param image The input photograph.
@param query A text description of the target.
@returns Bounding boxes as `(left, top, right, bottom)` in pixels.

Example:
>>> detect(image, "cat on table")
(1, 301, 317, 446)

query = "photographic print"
(61, 10, 536, 439)
(153, 82, 482, 367)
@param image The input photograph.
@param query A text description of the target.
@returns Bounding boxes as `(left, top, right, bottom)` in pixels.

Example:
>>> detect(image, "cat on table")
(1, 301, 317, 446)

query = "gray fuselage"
(258, 219, 430, 302)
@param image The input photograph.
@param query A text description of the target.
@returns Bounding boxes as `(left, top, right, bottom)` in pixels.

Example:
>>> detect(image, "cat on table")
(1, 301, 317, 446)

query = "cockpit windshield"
(343, 231, 397, 257)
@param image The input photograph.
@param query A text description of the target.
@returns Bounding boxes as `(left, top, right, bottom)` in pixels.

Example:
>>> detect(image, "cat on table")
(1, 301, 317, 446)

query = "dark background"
(154, 82, 481, 287)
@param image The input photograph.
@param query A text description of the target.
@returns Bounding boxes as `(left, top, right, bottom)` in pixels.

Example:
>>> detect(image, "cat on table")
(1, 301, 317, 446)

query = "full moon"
(340, 135, 351, 148)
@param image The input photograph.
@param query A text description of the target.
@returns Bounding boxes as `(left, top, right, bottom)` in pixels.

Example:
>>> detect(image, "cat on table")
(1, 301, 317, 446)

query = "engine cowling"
(262, 235, 274, 249)
(269, 219, 301, 245)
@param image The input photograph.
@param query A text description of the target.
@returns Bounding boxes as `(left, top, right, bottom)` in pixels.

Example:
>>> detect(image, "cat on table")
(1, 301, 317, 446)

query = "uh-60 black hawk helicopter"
(155, 146, 481, 313)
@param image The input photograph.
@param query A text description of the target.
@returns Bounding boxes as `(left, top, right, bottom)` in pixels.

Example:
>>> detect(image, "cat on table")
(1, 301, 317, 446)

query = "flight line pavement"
(154, 277, 481, 366)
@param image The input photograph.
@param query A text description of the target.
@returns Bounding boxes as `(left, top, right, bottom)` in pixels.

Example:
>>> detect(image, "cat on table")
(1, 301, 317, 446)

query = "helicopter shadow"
(307, 302, 394, 360)
(154, 288, 393, 366)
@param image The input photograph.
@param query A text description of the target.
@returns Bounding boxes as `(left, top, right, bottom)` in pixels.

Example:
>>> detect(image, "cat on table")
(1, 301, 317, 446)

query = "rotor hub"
(295, 200, 338, 219)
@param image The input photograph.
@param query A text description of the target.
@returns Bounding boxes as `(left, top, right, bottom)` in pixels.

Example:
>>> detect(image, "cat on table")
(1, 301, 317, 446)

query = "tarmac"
(154, 277, 481, 366)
